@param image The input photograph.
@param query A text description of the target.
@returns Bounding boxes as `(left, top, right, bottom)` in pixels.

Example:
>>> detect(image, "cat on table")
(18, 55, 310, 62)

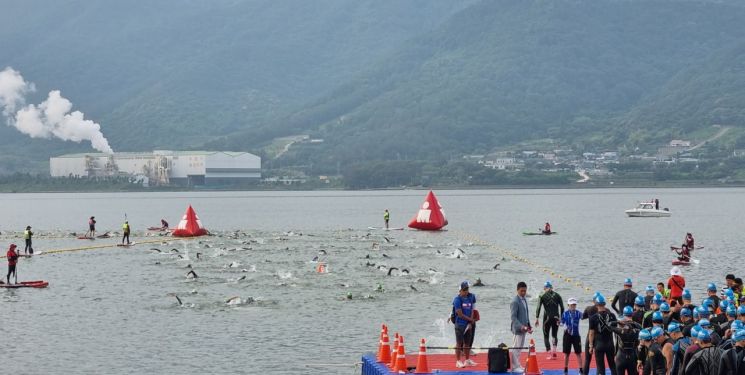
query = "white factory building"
(50, 151, 261, 186)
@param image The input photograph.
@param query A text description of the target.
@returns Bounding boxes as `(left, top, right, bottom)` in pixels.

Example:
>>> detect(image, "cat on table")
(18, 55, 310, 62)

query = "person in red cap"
(7, 244, 19, 284)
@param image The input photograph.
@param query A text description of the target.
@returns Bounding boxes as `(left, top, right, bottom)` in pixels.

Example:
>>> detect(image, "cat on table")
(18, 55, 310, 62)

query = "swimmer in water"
(186, 270, 198, 279)
(474, 278, 485, 287)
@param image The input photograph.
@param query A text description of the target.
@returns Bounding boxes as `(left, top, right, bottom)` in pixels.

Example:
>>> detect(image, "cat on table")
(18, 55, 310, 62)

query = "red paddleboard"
(0, 280, 48, 288)
(77, 236, 95, 240)
(408, 191, 448, 231)
(672, 260, 691, 266)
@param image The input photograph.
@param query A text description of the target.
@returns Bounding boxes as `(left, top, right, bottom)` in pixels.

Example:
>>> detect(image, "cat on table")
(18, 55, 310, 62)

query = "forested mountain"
(224, 0, 745, 167)
(2, 0, 745, 174)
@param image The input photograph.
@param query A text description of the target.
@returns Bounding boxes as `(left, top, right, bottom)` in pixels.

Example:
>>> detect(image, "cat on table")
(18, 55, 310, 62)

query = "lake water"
(0, 188, 741, 374)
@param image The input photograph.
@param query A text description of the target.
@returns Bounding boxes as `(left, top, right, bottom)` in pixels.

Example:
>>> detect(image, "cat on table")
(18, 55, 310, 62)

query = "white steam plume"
(0, 67, 113, 153)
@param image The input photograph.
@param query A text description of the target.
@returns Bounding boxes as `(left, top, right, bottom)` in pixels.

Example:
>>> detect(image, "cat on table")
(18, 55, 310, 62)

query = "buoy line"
(455, 230, 596, 295)
(0, 237, 196, 258)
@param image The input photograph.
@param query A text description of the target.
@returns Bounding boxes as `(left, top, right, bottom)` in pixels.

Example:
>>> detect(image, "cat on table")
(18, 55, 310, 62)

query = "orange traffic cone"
(389, 333, 400, 368)
(376, 324, 386, 361)
(414, 338, 430, 373)
(525, 339, 542, 375)
(394, 335, 408, 373)
(379, 331, 392, 363)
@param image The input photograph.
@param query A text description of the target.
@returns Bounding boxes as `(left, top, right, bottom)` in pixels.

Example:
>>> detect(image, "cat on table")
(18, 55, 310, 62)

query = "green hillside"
(221, 0, 745, 166)
(0, 0, 473, 167)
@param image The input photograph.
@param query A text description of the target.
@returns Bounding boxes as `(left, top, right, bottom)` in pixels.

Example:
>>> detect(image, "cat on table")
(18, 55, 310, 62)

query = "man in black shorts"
(86, 216, 96, 238)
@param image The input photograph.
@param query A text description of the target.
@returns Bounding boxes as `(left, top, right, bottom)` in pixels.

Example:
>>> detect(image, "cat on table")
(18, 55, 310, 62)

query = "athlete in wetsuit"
(161, 219, 169, 229)
(536, 281, 565, 357)
(632, 296, 647, 325)
(684, 329, 722, 375)
(583, 297, 600, 375)
(613, 278, 639, 315)
(639, 328, 667, 375)
(612, 307, 641, 375)
(668, 323, 691, 375)
(643, 294, 664, 329)
(718, 329, 745, 375)
(589, 295, 617, 375)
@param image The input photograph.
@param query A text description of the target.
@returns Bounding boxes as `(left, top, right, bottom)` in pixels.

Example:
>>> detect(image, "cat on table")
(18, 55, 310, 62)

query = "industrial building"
(50, 151, 261, 186)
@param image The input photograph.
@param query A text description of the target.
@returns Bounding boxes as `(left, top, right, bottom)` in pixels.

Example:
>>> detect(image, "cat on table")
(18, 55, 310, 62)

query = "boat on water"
(625, 202, 671, 217)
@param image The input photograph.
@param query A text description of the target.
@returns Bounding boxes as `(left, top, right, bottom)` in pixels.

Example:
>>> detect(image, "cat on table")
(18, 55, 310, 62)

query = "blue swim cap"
(623, 306, 633, 317)
(635, 295, 645, 306)
(697, 328, 711, 342)
(660, 302, 671, 313)
(667, 322, 681, 333)
(698, 306, 711, 318)
(698, 319, 711, 328)
(739, 305, 745, 316)
(702, 299, 713, 309)
(725, 288, 735, 299)
(650, 327, 664, 339)
(727, 305, 737, 317)
(624, 278, 632, 286)
(595, 294, 606, 305)
(733, 320, 744, 331)
(652, 311, 663, 322)
(720, 299, 730, 310)
(593, 291, 602, 299)
(693, 308, 700, 319)
(639, 329, 652, 341)
(735, 329, 745, 342)
(682, 289, 692, 300)
(544, 281, 553, 289)
(646, 285, 655, 293)
(691, 325, 701, 338)
(652, 294, 664, 305)
(707, 283, 717, 292)
(680, 308, 692, 317)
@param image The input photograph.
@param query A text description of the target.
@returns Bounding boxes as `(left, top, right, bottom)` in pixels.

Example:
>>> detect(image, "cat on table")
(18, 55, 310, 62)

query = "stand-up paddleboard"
(147, 227, 169, 231)
(0, 280, 49, 288)
(367, 227, 405, 231)
(672, 260, 691, 266)
(671, 246, 704, 250)
(523, 231, 558, 236)
(77, 236, 95, 240)
(116, 242, 137, 247)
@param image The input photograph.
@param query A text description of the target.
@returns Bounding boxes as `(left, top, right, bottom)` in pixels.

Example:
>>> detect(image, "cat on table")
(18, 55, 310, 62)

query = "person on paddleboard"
(122, 221, 131, 245)
(24, 225, 33, 255)
(383, 209, 390, 229)
(543, 222, 552, 235)
(6, 244, 19, 284)
(684, 233, 694, 249)
(85, 216, 96, 238)
(161, 219, 169, 230)
(675, 244, 691, 262)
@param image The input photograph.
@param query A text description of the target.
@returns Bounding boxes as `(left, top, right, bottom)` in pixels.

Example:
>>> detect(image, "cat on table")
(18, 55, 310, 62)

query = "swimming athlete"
(161, 219, 169, 229)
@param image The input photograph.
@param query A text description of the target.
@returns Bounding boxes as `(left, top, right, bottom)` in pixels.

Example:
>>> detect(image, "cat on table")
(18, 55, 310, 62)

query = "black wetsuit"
(684, 345, 722, 375)
(643, 343, 667, 375)
(632, 310, 646, 325)
(644, 295, 654, 311)
(642, 309, 659, 329)
(590, 310, 618, 375)
(612, 321, 641, 375)
(612, 289, 639, 315)
(682, 322, 695, 338)
(583, 305, 599, 375)
(24, 230, 33, 254)
(537, 290, 564, 352)
(718, 346, 745, 375)
(671, 337, 691, 375)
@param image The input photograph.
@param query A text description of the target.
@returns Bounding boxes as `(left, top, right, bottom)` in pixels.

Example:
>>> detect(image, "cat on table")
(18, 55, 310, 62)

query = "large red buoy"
(408, 191, 448, 231)
(171, 205, 209, 237)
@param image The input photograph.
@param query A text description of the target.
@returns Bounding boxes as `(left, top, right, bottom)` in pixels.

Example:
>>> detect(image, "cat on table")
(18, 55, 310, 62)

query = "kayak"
(672, 260, 691, 266)
(523, 232, 558, 236)
(0, 280, 49, 288)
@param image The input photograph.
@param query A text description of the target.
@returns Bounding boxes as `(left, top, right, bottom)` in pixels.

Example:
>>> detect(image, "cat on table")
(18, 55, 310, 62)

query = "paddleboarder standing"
(23, 225, 33, 255)
(6, 244, 19, 284)
(383, 209, 390, 229)
(85, 216, 96, 238)
(122, 221, 131, 245)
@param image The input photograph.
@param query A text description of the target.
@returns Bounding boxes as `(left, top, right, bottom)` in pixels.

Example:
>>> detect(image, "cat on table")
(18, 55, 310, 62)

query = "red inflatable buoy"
(171, 205, 209, 237)
(408, 191, 448, 231)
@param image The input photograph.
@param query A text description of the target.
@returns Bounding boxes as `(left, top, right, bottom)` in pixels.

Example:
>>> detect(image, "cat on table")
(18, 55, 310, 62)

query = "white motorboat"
(625, 202, 671, 217)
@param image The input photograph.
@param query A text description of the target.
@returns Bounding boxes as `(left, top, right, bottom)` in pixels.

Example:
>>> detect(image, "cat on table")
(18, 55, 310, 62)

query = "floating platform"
(361, 351, 603, 375)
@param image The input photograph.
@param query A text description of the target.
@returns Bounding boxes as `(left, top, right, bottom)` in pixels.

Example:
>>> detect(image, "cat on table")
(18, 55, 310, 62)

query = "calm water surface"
(1, 188, 741, 374)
